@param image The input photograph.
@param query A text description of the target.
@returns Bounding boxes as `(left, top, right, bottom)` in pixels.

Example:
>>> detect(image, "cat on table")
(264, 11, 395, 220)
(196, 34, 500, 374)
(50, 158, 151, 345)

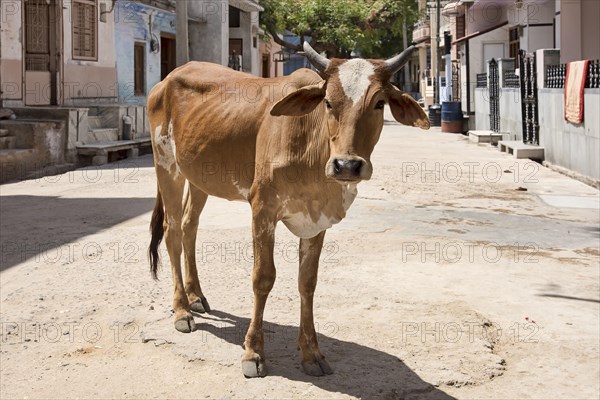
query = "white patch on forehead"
(337, 59, 376, 105)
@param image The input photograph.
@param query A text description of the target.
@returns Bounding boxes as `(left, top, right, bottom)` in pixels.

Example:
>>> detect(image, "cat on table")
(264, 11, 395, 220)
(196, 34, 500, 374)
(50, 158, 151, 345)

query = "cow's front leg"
(242, 210, 276, 378)
(182, 184, 211, 314)
(298, 231, 333, 376)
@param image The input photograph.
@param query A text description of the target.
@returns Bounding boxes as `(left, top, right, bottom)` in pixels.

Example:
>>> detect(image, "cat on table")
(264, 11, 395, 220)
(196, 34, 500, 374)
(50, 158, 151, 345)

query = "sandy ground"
(1, 111, 599, 399)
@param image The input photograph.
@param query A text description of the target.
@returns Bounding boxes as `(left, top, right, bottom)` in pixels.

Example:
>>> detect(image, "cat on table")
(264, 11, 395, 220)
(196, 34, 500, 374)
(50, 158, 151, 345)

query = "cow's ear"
(387, 85, 430, 129)
(270, 81, 326, 116)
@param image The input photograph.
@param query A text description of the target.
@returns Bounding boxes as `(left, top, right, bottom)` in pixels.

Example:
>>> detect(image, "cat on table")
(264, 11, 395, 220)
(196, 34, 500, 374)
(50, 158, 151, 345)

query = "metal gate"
(519, 50, 539, 144)
(488, 59, 500, 132)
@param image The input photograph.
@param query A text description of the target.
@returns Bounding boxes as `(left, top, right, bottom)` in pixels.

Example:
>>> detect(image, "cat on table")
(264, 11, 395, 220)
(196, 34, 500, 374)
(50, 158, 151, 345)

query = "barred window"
(72, 0, 97, 60)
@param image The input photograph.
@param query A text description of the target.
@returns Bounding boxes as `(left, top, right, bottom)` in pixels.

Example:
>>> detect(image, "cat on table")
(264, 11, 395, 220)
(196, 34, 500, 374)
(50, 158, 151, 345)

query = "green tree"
(260, 0, 419, 59)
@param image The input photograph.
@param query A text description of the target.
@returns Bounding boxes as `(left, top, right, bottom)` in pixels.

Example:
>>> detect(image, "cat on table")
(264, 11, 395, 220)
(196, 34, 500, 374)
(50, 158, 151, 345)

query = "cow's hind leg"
(182, 184, 211, 313)
(242, 208, 276, 378)
(158, 170, 195, 333)
(298, 231, 333, 376)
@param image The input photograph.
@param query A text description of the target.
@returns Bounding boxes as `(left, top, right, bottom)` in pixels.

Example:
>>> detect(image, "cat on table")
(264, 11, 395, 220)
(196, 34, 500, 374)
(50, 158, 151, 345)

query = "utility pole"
(402, 18, 411, 93)
(434, 0, 441, 105)
(176, 0, 189, 66)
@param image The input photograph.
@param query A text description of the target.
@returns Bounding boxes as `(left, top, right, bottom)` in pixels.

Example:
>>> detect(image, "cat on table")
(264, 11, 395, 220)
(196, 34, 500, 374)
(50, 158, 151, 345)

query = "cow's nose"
(333, 159, 363, 179)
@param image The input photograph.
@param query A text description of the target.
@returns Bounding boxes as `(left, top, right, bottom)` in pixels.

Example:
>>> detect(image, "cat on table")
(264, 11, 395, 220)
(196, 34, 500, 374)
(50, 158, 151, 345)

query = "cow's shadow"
(195, 310, 456, 399)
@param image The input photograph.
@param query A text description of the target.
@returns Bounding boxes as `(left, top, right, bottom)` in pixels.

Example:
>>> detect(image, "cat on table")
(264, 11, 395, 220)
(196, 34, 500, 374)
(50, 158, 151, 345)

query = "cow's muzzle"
(326, 157, 371, 182)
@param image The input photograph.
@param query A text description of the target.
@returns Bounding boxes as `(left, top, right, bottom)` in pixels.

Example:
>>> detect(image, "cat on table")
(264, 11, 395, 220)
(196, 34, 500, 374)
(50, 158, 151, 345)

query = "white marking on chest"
(338, 59, 375, 105)
(283, 211, 336, 239)
(154, 121, 180, 177)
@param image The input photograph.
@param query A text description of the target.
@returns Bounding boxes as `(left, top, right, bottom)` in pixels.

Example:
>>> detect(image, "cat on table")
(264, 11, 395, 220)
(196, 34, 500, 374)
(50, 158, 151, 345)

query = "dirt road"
(1, 116, 599, 399)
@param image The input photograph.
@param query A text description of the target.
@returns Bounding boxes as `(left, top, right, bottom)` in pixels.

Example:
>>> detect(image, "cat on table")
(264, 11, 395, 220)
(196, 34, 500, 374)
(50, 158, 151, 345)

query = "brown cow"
(147, 42, 429, 378)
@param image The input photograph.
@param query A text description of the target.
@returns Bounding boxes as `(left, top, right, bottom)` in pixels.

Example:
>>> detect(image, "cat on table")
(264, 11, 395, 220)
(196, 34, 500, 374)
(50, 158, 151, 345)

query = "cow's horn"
(303, 41, 331, 73)
(385, 45, 416, 74)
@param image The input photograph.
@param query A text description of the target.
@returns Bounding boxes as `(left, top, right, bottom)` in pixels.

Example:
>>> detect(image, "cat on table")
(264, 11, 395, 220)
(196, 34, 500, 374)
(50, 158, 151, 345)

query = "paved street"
(1, 111, 599, 399)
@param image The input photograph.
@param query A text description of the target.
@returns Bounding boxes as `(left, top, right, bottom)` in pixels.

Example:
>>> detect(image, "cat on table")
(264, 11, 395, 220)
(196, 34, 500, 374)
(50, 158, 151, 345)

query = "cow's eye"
(324, 99, 332, 109)
(375, 100, 386, 109)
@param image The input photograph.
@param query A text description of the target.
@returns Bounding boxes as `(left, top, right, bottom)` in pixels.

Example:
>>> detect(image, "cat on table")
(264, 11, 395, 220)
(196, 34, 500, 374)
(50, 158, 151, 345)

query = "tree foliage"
(260, 0, 419, 59)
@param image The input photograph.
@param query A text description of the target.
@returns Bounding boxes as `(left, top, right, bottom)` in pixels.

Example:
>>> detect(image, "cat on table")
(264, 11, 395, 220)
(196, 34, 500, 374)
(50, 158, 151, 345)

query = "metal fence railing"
(476, 73, 488, 88)
(503, 70, 520, 88)
(546, 60, 600, 89)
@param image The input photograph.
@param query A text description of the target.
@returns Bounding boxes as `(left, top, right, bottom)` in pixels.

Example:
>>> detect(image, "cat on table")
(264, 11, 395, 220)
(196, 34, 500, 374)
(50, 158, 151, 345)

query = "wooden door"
(160, 34, 176, 80)
(24, 0, 59, 105)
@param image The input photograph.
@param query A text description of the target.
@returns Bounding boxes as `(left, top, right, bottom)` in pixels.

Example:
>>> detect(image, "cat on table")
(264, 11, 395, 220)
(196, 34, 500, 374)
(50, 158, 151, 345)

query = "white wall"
(475, 86, 522, 140)
(521, 0, 556, 51)
(499, 87, 522, 139)
(539, 89, 600, 181)
(466, 2, 508, 34)
(0, 2, 21, 59)
(523, 26, 554, 52)
(460, 27, 509, 114)
(62, 0, 116, 67)
(474, 88, 491, 131)
(61, 0, 118, 104)
(250, 11, 259, 76)
(189, 0, 229, 66)
(0, 0, 23, 102)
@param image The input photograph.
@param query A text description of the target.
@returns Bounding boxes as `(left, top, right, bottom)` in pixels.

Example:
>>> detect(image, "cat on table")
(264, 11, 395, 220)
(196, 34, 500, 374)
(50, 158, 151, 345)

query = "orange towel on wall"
(564, 60, 589, 124)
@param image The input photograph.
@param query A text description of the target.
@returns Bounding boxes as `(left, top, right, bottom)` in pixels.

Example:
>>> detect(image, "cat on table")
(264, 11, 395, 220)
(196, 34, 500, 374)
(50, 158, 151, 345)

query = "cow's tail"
(149, 187, 164, 280)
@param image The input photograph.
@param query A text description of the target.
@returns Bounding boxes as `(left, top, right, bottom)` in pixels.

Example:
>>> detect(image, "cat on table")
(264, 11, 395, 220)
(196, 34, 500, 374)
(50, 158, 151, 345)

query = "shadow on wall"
(192, 310, 457, 400)
(0, 195, 155, 272)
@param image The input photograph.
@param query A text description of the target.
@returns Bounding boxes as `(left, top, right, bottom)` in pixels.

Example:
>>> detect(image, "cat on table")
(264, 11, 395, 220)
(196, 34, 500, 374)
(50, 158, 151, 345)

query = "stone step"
(77, 138, 151, 166)
(468, 130, 503, 145)
(88, 115, 104, 129)
(0, 128, 9, 137)
(498, 140, 545, 160)
(87, 128, 119, 143)
(0, 136, 17, 150)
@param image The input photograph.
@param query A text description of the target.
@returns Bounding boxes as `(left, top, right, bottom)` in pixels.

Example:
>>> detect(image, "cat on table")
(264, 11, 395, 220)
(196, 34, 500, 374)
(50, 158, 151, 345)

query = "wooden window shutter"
(73, 0, 97, 60)
(134, 43, 146, 96)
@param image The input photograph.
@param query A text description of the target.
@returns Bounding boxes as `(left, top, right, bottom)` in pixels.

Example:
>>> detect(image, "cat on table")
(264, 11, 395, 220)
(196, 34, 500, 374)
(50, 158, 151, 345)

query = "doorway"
(24, 0, 60, 105)
(160, 34, 176, 80)
(262, 53, 270, 78)
(229, 39, 243, 70)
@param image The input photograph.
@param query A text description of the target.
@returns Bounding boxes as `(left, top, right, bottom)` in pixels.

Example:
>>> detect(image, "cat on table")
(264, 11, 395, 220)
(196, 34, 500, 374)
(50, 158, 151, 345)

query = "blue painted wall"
(114, 2, 175, 104)
(281, 32, 310, 76)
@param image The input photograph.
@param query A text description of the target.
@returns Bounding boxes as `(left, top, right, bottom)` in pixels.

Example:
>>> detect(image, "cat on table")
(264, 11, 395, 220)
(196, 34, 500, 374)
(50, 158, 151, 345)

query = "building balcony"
(413, 21, 431, 43)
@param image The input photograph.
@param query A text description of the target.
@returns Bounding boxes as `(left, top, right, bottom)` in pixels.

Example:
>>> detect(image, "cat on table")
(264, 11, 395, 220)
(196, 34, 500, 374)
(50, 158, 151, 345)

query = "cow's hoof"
(242, 355, 268, 378)
(174, 315, 195, 333)
(302, 358, 333, 376)
(190, 298, 211, 314)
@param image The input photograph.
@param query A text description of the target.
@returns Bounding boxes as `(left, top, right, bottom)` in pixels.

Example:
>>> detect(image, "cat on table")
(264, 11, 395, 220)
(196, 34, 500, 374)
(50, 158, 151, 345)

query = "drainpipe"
(0, 24, 2, 109)
(434, 0, 441, 105)
(466, 40, 471, 114)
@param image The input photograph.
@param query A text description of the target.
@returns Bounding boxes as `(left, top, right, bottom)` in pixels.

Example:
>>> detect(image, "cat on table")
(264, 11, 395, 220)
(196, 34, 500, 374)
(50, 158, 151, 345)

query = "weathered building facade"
(0, 0, 266, 182)
(1, 0, 118, 107)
